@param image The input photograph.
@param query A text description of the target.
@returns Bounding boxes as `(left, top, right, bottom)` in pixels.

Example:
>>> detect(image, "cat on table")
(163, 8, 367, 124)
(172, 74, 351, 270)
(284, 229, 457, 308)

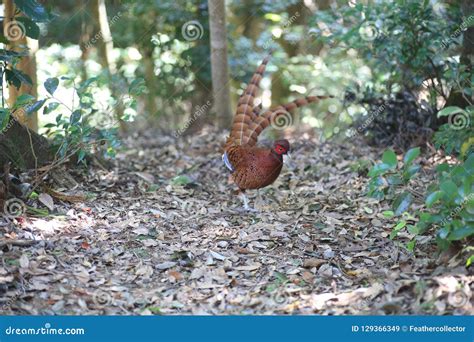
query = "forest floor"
(0, 128, 472, 315)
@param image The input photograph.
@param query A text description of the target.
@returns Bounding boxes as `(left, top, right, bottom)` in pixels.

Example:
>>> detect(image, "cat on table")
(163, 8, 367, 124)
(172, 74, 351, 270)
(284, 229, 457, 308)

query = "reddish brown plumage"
(226, 141, 286, 190)
(223, 54, 332, 192)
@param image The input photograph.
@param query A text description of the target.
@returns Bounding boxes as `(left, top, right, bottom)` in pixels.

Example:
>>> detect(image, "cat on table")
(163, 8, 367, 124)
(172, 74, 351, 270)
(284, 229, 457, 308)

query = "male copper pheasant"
(223, 54, 332, 210)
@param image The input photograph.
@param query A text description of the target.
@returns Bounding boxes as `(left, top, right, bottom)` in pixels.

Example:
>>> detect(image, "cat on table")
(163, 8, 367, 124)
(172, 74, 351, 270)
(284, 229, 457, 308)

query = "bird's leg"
(255, 189, 263, 209)
(239, 191, 250, 210)
(238, 191, 258, 212)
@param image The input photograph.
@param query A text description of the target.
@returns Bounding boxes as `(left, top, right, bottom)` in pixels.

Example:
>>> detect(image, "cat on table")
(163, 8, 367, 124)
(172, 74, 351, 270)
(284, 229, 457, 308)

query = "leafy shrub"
(421, 153, 474, 249)
(11, 75, 146, 164)
(311, 1, 465, 146)
(367, 147, 420, 207)
(434, 106, 474, 158)
(368, 149, 474, 262)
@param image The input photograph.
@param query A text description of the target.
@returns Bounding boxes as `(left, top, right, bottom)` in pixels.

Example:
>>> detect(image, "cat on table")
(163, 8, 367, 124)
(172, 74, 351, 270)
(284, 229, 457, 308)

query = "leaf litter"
(0, 128, 472, 315)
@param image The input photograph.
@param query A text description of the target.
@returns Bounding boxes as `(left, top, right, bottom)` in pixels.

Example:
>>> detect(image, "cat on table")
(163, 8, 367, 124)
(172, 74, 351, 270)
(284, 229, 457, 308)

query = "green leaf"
(406, 240, 416, 251)
(70, 110, 82, 125)
(0, 108, 11, 131)
(78, 150, 86, 163)
(408, 224, 421, 234)
(425, 191, 444, 208)
(436, 163, 450, 174)
(393, 191, 412, 215)
(44, 77, 59, 95)
(403, 165, 420, 181)
(390, 220, 406, 239)
(464, 153, 474, 173)
(448, 226, 474, 241)
(383, 210, 394, 218)
(466, 255, 474, 267)
(437, 106, 465, 117)
(5, 68, 32, 89)
(440, 180, 458, 200)
(14, 93, 35, 106)
(15, 17, 40, 39)
(368, 163, 392, 177)
(382, 149, 397, 168)
(171, 175, 193, 186)
(43, 102, 60, 115)
(14, 0, 50, 22)
(394, 220, 406, 230)
(403, 147, 420, 166)
(25, 99, 46, 114)
(387, 175, 403, 185)
(77, 77, 98, 94)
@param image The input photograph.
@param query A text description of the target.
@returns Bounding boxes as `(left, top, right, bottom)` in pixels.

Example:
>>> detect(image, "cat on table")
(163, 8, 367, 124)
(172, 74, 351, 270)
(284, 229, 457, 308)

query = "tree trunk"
(4, 0, 39, 132)
(79, 5, 95, 81)
(0, 117, 51, 169)
(142, 48, 158, 118)
(208, 0, 232, 129)
(91, 0, 126, 131)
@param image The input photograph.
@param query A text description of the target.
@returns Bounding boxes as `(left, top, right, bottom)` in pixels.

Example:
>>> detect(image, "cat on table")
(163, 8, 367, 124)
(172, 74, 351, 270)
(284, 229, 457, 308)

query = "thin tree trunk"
(4, 0, 38, 132)
(91, 0, 126, 131)
(208, 0, 232, 129)
(79, 6, 94, 82)
(142, 49, 157, 117)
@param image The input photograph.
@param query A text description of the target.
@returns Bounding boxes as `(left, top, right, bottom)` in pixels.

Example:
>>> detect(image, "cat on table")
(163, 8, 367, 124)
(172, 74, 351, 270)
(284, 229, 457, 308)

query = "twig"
(25, 126, 38, 177)
(0, 239, 40, 248)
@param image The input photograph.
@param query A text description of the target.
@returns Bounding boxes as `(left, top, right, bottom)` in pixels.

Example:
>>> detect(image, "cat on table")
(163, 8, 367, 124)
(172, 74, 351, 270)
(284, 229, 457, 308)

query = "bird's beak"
(283, 152, 291, 164)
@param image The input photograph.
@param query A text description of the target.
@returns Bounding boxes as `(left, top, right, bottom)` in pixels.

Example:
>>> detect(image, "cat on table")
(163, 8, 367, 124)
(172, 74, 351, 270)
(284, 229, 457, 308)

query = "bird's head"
(273, 139, 290, 155)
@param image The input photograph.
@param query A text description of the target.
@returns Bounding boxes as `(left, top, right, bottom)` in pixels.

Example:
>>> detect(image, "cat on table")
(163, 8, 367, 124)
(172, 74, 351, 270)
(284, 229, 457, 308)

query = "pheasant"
(222, 54, 332, 210)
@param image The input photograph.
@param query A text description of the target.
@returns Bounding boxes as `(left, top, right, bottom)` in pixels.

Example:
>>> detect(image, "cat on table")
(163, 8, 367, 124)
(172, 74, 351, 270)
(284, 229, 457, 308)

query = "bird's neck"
(270, 149, 284, 162)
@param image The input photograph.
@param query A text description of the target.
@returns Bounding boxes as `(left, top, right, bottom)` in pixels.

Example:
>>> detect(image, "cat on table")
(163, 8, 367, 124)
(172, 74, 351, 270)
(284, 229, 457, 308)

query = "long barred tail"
(225, 54, 271, 150)
(244, 95, 333, 146)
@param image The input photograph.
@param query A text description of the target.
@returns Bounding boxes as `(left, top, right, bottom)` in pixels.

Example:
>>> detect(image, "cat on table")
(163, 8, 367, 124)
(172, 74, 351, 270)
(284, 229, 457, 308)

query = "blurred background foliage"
(2, 0, 471, 147)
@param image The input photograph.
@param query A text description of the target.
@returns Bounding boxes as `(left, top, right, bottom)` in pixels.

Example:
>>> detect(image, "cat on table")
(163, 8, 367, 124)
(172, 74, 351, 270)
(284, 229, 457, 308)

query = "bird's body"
(224, 144, 284, 190)
(223, 54, 332, 209)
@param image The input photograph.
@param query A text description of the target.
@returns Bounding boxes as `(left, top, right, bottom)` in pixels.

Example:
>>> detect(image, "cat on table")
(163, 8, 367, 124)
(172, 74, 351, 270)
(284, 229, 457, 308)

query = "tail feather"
(225, 55, 271, 149)
(224, 53, 334, 150)
(244, 95, 333, 146)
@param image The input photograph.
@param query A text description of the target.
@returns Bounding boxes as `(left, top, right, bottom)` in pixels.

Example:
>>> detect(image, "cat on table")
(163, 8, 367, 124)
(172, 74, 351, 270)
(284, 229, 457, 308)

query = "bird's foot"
(243, 204, 259, 213)
(238, 192, 259, 213)
(234, 205, 259, 214)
